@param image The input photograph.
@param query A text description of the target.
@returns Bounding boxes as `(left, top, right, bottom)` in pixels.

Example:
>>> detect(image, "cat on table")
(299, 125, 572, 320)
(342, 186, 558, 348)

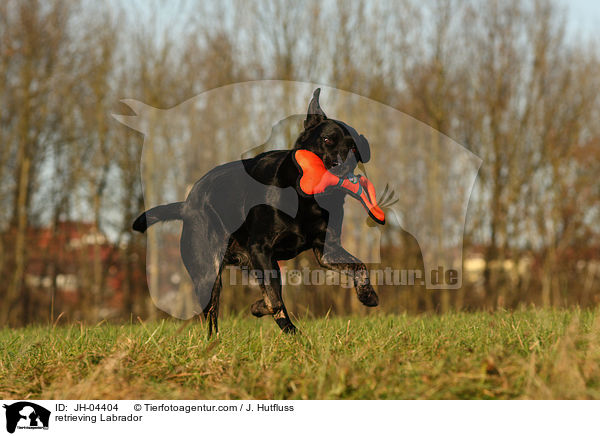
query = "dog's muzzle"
(293, 149, 385, 224)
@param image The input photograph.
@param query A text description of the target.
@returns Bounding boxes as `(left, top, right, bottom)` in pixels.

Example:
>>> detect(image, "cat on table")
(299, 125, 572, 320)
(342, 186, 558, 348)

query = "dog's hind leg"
(250, 299, 274, 317)
(250, 252, 296, 334)
(273, 298, 296, 334)
(250, 291, 294, 328)
(179, 210, 229, 339)
(203, 276, 222, 339)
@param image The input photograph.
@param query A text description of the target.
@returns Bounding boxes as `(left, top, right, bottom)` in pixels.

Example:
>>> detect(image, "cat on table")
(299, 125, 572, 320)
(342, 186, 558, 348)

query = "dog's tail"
(132, 202, 184, 233)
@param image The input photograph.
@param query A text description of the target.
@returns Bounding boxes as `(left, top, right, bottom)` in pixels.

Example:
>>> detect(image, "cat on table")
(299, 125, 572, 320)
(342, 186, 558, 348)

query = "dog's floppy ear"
(304, 88, 326, 130)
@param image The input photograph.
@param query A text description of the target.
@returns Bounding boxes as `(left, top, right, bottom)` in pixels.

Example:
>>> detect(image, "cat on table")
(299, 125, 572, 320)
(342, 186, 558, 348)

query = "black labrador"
(133, 89, 390, 336)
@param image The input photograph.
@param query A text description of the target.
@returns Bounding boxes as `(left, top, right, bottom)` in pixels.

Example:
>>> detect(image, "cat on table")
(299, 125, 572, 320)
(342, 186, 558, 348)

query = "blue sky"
(561, 0, 600, 41)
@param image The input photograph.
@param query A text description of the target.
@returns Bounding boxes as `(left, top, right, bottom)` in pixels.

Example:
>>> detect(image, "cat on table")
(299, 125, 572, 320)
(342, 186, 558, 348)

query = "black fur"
(133, 89, 378, 337)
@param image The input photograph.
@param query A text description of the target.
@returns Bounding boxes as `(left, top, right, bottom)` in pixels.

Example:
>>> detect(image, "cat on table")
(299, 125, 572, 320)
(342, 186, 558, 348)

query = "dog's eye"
(323, 137, 334, 145)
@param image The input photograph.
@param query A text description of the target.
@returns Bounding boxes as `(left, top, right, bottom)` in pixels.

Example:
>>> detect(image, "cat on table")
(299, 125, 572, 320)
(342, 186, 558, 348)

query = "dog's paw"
(276, 319, 298, 334)
(357, 286, 379, 307)
(251, 299, 272, 317)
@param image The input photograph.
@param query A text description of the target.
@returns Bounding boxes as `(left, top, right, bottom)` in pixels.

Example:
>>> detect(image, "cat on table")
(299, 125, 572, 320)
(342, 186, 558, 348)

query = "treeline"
(1, 0, 599, 326)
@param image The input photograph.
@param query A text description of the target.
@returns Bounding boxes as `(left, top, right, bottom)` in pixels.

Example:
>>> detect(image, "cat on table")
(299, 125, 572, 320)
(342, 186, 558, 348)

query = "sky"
(561, 0, 600, 42)
(111, 0, 600, 50)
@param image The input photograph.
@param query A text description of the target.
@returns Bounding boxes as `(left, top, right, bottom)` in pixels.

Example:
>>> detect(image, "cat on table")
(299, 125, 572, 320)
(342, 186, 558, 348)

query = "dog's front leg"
(314, 195, 378, 307)
(313, 244, 379, 307)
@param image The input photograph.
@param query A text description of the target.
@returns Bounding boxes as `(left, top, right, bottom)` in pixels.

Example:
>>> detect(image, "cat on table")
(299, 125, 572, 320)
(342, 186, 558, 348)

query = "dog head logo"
(113, 81, 481, 319)
(3, 402, 50, 434)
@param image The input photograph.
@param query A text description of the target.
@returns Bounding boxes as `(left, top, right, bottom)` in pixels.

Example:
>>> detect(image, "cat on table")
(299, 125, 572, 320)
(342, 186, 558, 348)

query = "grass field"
(2, 309, 600, 399)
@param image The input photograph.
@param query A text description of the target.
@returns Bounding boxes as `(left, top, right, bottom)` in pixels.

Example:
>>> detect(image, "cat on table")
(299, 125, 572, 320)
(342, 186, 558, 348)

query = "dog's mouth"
(325, 153, 354, 177)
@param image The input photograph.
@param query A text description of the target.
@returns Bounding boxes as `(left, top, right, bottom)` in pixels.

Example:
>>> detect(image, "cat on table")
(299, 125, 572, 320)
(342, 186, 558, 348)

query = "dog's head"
(294, 89, 370, 177)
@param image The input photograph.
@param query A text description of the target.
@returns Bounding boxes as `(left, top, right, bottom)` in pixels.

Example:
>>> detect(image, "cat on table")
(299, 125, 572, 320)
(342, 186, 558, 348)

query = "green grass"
(2, 309, 600, 399)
